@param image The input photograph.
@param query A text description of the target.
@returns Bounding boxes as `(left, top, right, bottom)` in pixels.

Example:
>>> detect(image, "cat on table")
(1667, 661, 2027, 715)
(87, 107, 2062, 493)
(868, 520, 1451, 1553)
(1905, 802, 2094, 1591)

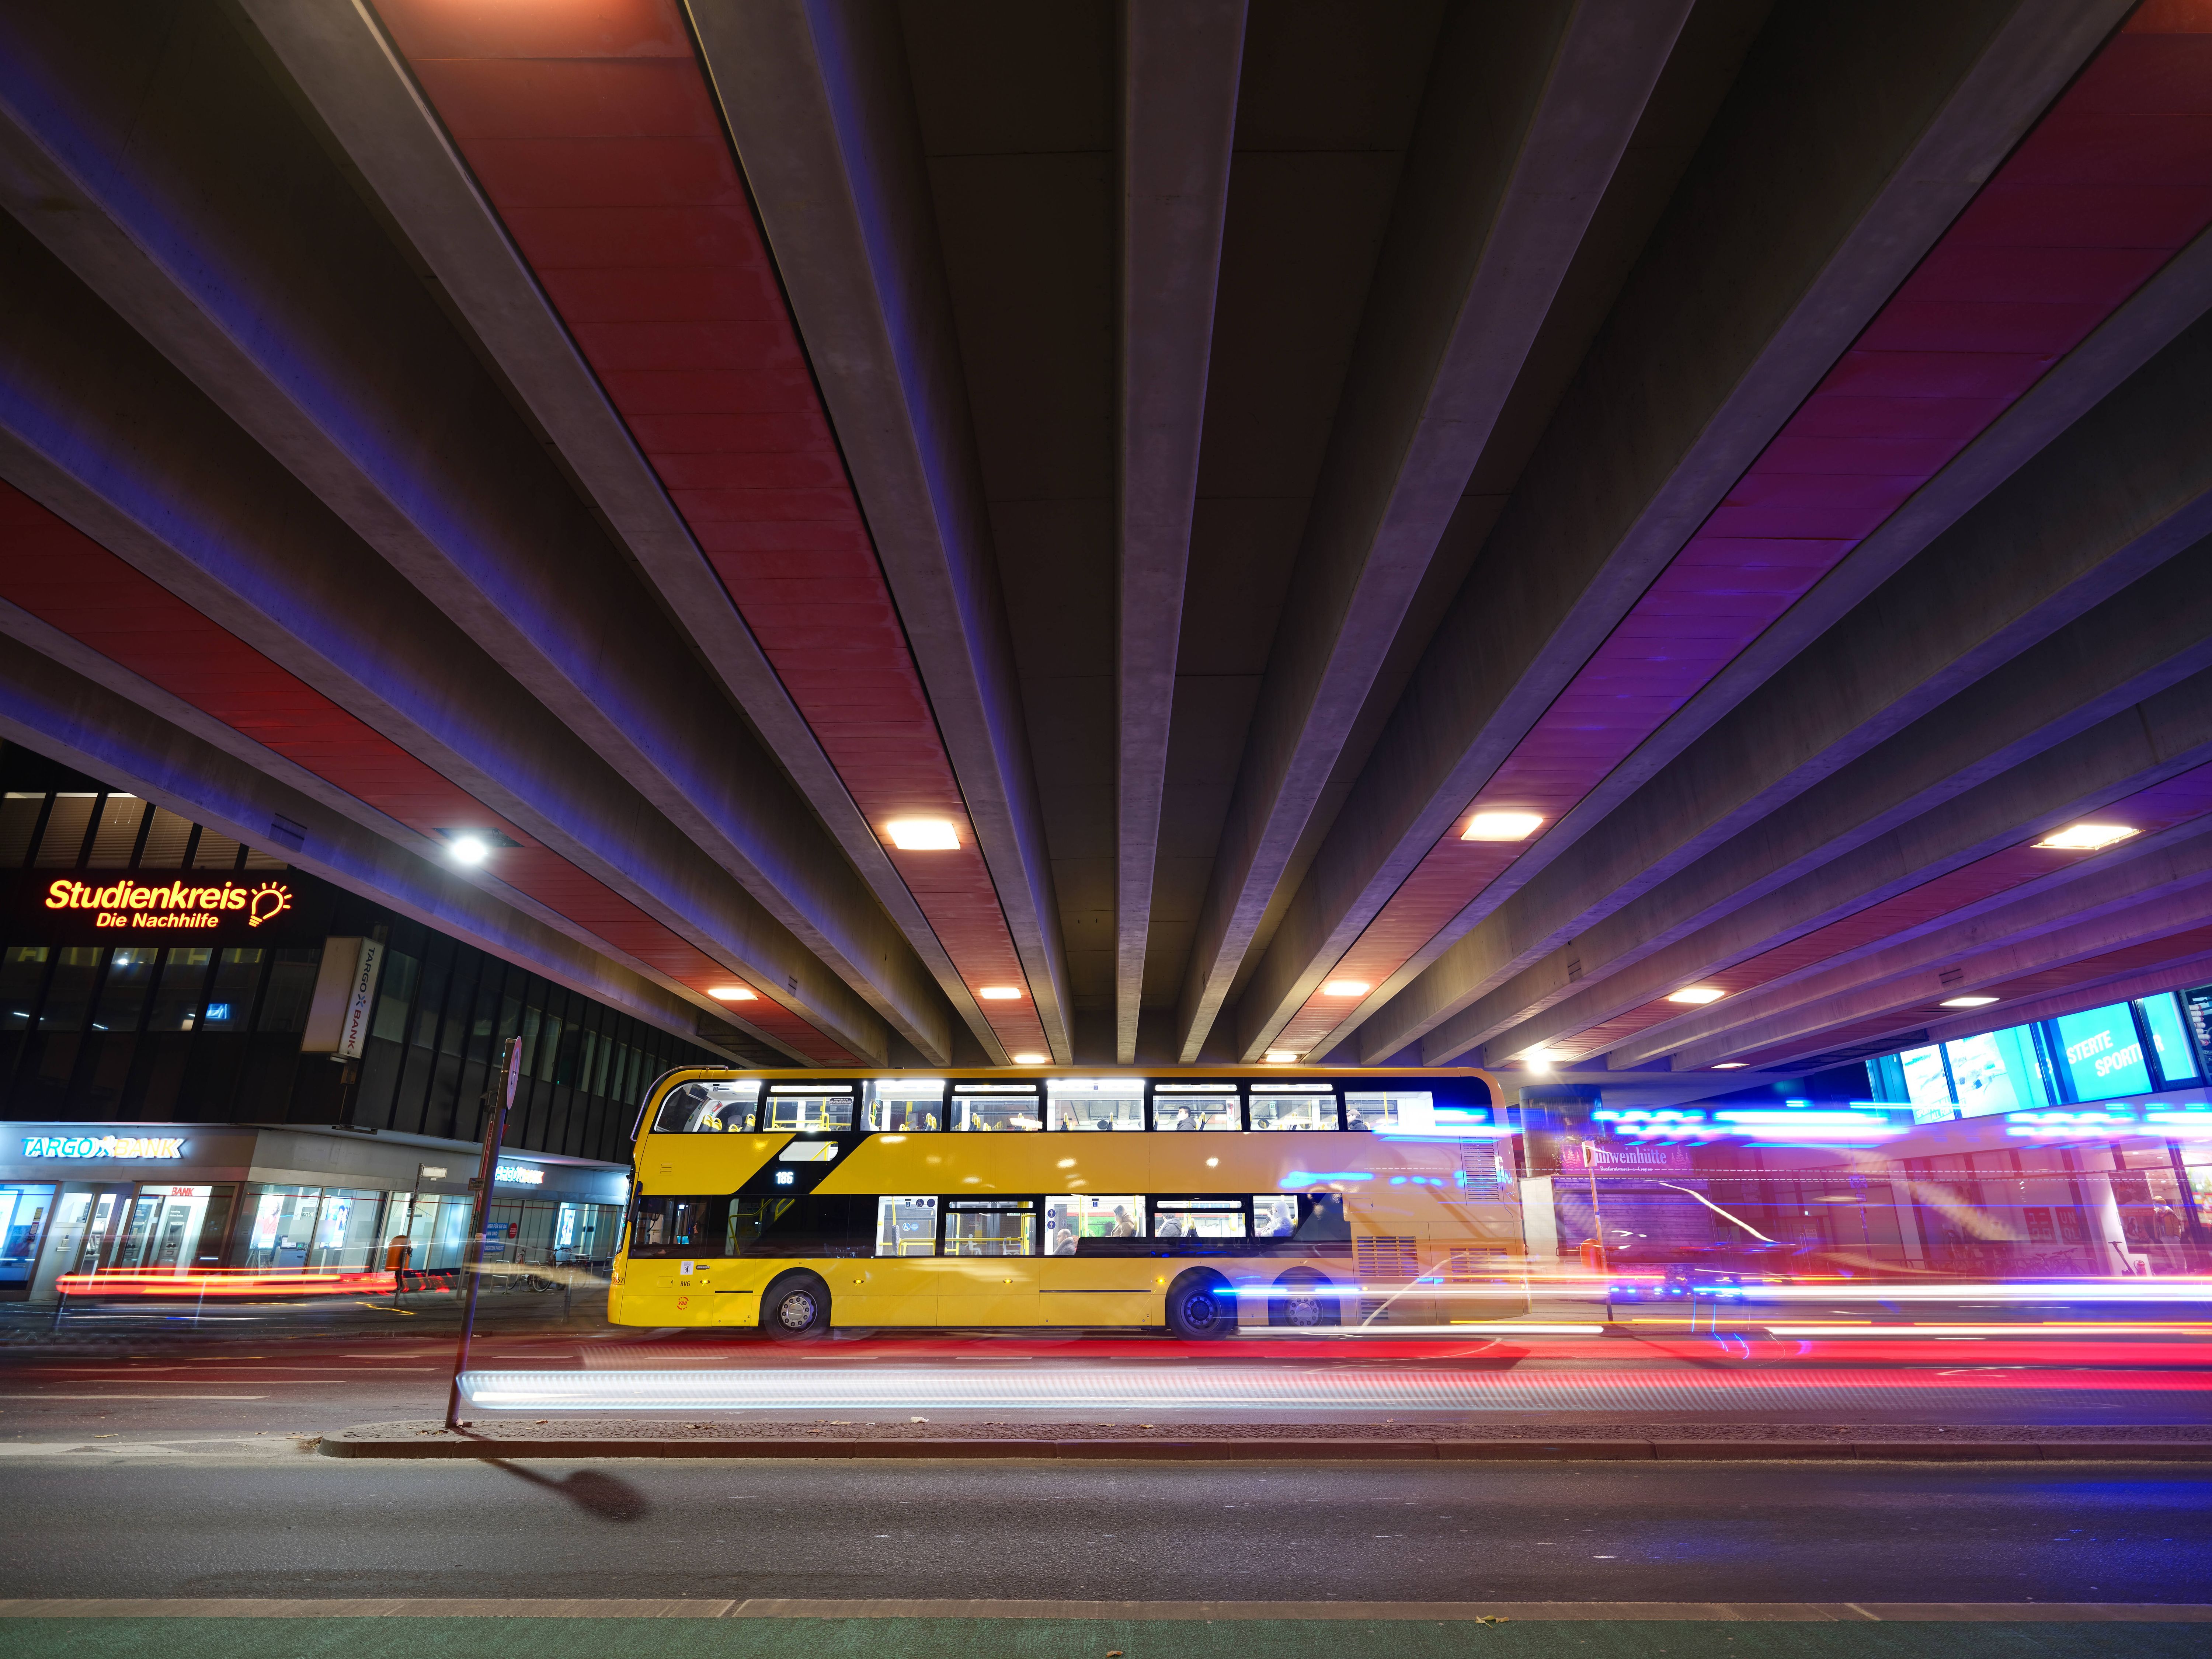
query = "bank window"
(951, 1085, 1041, 1132)
(1251, 1087, 1338, 1131)
(38, 948, 102, 1032)
(201, 948, 263, 1030)
(764, 1087, 853, 1132)
(146, 948, 213, 1031)
(1047, 1079, 1143, 1130)
(93, 947, 157, 1035)
(1152, 1197, 1247, 1239)
(945, 1198, 1036, 1256)
(1253, 1195, 1299, 1238)
(875, 1195, 937, 1256)
(1, 947, 48, 1030)
(652, 1080, 760, 1133)
(0, 1183, 57, 1284)
(1044, 1194, 1140, 1253)
(1152, 1087, 1239, 1132)
(863, 1078, 945, 1131)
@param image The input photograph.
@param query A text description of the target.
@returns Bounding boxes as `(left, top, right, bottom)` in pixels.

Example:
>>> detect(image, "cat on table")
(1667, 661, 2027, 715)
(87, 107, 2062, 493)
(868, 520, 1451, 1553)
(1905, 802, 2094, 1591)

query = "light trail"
(456, 1364, 2198, 1415)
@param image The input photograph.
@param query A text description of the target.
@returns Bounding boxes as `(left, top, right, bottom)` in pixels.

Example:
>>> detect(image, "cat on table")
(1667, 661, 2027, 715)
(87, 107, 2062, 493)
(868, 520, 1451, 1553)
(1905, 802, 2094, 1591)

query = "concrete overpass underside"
(4, 0, 2212, 1085)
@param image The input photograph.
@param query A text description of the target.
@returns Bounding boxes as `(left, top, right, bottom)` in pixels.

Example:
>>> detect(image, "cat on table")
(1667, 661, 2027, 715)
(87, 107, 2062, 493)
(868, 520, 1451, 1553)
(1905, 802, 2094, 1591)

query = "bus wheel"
(1165, 1272, 1234, 1340)
(1269, 1270, 1338, 1328)
(762, 1272, 830, 1339)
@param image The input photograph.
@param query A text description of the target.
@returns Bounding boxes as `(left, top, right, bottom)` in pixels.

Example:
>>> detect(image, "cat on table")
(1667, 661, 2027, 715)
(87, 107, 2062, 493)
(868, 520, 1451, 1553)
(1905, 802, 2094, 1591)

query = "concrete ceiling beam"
(1239, 0, 2127, 1064)
(1113, 0, 1245, 1064)
(1663, 827, 2212, 1070)
(0, 3, 952, 1062)
(690, 0, 1076, 1062)
(233, 0, 985, 1067)
(1168, 0, 1694, 1064)
(0, 633, 758, 1062)
(1492, 652, 2212, 1069)
(0, 220, 885, 1064)
(1662, 835, 2212, 1071)
(1364, 300, 2212, 1063)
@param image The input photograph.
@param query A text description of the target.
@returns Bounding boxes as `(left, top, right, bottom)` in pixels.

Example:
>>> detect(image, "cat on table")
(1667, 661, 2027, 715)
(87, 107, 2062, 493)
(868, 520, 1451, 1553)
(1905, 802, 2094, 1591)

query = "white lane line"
(0, 1394, 269, 1400)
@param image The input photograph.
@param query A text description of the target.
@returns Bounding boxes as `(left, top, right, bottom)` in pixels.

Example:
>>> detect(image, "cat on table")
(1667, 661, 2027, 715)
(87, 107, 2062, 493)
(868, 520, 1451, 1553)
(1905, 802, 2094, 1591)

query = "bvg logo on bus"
(45, 877, 293, 931)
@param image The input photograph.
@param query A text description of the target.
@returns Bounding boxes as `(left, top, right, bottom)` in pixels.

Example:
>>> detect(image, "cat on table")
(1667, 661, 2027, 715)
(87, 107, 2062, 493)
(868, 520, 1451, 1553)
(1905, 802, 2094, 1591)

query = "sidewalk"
(320, 1416, 2212, 1461)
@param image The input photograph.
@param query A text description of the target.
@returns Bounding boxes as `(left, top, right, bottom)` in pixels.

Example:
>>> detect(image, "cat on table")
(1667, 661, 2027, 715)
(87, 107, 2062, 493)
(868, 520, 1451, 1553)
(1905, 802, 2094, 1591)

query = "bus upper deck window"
(951, 1087, 1041, 1132)
(1152, 1088, 1240, 1131)
(864, 1080, 945, 1132)
(653, 1081, 760, 1134)
(764, 1088, 854, 1133)
(1343, 1091, 1431, 1132)
(1251, 1088, 1339, 1131)
(1046, 1080, 1143, 1130)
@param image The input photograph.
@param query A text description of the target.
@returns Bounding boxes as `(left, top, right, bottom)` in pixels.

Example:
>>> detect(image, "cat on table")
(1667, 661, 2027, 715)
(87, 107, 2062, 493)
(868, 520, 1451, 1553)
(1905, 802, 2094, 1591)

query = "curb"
(316, 1433, 2212, 1463)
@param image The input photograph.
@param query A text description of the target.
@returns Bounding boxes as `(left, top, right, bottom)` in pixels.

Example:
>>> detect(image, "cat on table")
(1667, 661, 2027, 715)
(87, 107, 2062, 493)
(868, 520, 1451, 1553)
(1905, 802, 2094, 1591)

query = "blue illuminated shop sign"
(2053, 1004, 2150, 1102)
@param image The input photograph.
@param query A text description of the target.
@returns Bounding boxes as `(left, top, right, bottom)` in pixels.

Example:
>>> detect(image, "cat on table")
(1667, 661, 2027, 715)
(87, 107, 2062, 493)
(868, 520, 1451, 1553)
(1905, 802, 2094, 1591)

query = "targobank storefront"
(0, 1120, 628, 1301)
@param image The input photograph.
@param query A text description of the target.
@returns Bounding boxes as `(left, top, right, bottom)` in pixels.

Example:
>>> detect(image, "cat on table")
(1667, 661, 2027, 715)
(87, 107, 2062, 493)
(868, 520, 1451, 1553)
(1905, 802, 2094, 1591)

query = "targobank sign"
(24, 1134, 186, 1160)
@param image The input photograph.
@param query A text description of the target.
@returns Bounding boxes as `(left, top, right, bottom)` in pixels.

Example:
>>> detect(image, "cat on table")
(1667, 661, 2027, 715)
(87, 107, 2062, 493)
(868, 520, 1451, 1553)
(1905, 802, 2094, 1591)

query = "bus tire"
(761, 1272, 830, 1339)
(1164, 1271, 1234, 1340)
(1269, 1269, 1339, 1328)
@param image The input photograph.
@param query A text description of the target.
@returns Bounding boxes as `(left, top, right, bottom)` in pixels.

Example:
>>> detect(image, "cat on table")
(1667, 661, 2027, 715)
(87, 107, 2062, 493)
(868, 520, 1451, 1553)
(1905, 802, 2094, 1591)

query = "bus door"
(939, 1198, 1041, 1325)
(845, 1195, 940, 1325)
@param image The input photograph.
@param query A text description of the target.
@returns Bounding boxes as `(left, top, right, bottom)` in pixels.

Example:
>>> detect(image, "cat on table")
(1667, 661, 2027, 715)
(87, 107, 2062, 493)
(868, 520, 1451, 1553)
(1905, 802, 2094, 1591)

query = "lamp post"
(445, 1035, 522, 1432)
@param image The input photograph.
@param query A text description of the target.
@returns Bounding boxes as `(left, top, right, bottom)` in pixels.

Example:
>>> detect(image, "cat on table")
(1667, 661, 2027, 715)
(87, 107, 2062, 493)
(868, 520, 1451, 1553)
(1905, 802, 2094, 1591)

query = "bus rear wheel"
(1269, 1269, 1339, 1328)
(1165, 1272, 1234, 1340)
(761, 1272, 830, 1339)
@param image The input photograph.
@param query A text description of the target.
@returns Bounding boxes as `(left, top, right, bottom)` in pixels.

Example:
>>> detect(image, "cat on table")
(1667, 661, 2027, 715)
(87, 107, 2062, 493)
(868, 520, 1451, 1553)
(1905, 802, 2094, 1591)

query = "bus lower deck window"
(1152, 1198, 1246, 1238)
(875, 1196, 937, 1256)
(1045, 1195, 1140, 1252)
(945, 1198, 1036, 1255)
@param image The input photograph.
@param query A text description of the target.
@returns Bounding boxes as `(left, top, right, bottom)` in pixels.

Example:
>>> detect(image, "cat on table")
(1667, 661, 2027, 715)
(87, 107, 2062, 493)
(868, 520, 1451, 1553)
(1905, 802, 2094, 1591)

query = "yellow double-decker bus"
(609, 1067, 1525, 1337)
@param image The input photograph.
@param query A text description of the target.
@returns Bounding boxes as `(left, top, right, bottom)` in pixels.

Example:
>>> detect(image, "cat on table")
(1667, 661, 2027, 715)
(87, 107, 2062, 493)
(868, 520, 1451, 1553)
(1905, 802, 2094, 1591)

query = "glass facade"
(0, 747, 739, 1166)
(1872, 990, 2209, 1122)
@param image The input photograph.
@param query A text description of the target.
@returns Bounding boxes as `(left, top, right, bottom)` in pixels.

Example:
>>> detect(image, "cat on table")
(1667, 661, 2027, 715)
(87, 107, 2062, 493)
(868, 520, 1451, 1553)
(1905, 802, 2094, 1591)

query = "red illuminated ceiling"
(0, 484, 853, 1063)
(1271, 4, 2212, 1062)
(374, 0, 1051, 1060)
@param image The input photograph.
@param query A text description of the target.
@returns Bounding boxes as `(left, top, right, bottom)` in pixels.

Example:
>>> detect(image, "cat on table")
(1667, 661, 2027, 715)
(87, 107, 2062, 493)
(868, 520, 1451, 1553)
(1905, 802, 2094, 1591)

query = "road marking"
(0, 1394, 269, 1401)
(0, 1599, 2205, 1621)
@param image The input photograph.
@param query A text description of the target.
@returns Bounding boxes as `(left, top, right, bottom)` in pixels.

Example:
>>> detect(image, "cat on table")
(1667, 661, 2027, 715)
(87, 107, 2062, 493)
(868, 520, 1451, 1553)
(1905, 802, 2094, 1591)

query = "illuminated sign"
(494, 1162, 544, 1186)
(1593, 1106, 1910, 1144)
(2053, 1004, 2149, 1101)
(44, 876, 293, 932)
(24, 1135, 185, 1159)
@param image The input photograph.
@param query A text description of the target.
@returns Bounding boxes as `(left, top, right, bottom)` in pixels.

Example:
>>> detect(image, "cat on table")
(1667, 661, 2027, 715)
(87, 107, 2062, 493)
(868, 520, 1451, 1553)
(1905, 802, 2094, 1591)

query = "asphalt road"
(0, 1455, 2203, 1604)
(6, 1323, 2211, 1443)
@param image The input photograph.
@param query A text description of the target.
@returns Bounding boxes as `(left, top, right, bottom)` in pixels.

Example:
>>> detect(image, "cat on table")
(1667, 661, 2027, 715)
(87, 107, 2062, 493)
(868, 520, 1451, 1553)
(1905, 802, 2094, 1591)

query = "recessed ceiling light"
(1462, 811, 1544, 842)
(2034, 823, 2138, 851)
(1263, 1049, 1299, 1063)
(1713, 1062, 1747, 1070)
(977, 986, 1023, 1000)
(707, 986, 756, 1002)
(1011, 1051, 1048, 1064)
(886, 818, 961, 850)
(1321, 979, 1370, 997)
(1666, 986, 1725, 1005)
(1940, 994, 1998, 1008)
(1522, 1047, 1555, 1071)
(447, 834, 489, 865)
